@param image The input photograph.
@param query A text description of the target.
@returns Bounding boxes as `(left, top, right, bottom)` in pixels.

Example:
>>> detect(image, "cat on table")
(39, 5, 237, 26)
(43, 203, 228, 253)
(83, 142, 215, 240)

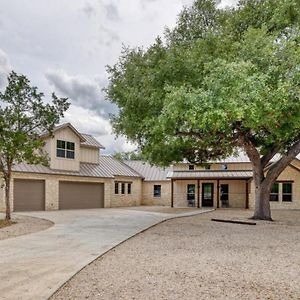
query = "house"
(125, 157, 300, 210)
(0, 122, 300, 212)
(0, 123, 143, 212)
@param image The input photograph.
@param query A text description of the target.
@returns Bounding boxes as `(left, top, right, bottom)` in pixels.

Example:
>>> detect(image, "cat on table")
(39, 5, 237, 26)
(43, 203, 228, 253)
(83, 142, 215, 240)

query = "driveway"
(0, 208, 210, 300)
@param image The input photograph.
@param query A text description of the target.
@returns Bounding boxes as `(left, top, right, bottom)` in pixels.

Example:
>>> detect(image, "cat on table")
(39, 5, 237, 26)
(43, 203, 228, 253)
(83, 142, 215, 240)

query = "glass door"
(202, 183, 214, 207)
(187, 184, 196, 207)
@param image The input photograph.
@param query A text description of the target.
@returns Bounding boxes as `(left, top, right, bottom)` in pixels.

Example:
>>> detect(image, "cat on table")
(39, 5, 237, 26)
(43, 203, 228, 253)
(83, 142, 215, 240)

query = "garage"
(59, 181, 104, 209)
(14, 179, 45, 211)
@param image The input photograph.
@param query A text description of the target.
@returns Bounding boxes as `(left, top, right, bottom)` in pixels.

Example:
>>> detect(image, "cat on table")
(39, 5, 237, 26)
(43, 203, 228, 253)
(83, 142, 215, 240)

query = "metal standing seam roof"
(167, 170, 253, 179)
(13, 156, 142, 179)
(80, 133, 105, 149)
(124, 160, 170, 181)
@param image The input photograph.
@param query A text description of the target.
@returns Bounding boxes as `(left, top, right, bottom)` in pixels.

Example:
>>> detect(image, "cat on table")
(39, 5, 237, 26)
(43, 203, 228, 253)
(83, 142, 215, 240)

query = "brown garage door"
(59, 181, 104, 209)
(14, 179, 45, 211)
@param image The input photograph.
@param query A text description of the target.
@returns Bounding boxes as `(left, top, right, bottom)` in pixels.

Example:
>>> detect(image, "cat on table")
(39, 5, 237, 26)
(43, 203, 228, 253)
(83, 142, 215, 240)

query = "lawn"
(52, 209, 300, 300)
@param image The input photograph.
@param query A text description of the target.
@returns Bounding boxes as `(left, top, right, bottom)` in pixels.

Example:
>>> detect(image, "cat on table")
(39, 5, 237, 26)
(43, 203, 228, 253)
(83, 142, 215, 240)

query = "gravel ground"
(52, 209, 300, 300)
(0, 214, 53, 240)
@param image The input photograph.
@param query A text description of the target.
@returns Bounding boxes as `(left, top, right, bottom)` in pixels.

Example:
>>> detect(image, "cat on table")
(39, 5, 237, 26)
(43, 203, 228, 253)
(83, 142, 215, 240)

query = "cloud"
(82, 1, 120, 21)
(0, 48, 11, 89)
(45, 69, 118, 119)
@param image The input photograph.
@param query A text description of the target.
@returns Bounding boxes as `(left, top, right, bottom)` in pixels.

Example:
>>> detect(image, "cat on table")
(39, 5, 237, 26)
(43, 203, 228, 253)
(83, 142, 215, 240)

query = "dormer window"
(57, 140, 75, 159)
(189, 165, 195, 170)
(221, 164, 228, 170)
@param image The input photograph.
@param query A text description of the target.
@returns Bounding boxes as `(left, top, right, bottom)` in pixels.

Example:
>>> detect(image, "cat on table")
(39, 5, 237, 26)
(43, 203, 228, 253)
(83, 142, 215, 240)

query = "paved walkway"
(0, 208, 212, 300)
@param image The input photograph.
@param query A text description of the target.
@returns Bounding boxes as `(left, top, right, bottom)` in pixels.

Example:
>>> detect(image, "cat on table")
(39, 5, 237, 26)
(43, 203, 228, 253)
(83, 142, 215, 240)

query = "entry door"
(202, 183, 214, 207)
(187, 184, 196, 207)
(220, 184, 229, 207)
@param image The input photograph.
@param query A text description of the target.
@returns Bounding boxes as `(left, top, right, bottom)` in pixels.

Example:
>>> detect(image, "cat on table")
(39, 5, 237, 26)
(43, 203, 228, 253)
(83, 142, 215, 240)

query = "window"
(115, 182, 119, 194)
(154, 185, 161, 197)
(221, 164, 228, 170)
(56, 140, 75, 159)
(282, 182, 292, 202)
(121, 183, 125, 194)
(189, 165, 194, 170)
(270, 183, 279, 202)
(127, 183, 132, 194)
(204, 164, 211, 170)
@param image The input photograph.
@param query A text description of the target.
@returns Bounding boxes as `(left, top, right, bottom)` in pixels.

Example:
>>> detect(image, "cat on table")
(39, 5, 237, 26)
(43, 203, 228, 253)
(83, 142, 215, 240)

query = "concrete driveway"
(0, 208, 210, 300)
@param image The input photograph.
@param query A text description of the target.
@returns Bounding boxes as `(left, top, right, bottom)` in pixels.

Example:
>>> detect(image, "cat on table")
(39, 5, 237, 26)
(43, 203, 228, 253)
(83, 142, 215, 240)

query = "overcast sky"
(0, 0, 237, 154)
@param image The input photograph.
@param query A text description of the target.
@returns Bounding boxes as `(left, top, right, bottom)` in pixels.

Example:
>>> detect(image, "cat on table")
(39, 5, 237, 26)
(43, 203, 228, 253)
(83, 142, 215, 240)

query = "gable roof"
(13, 156, 142, 179)
(40, 123, 86, 142)
(124, 160, 170, 181)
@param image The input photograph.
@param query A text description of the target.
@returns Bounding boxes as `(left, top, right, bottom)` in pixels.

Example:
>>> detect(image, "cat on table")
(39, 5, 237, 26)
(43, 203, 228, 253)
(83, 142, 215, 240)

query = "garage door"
(14, 179, 45, 211)
(59, 181, 104, 209)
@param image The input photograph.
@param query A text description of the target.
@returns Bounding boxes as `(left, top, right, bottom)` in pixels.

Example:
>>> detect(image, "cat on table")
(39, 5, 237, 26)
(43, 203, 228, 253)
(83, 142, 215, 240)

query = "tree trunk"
(251, 165, 273, 221)
(4, 175, 11, 220)
(252, 183, 272, 221)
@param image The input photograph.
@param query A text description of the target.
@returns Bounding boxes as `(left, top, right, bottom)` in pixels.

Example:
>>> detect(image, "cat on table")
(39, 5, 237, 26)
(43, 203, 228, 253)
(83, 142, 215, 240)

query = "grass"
(0, 219, 16, 229)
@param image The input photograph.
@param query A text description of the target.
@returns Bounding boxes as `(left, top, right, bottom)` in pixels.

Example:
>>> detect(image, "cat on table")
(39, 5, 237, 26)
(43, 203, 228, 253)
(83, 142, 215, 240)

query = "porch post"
(245, 180, 249, 209)
(197, 179, 200, 208)
(171, 179, 174, 208)
(217, 179, 220, 208)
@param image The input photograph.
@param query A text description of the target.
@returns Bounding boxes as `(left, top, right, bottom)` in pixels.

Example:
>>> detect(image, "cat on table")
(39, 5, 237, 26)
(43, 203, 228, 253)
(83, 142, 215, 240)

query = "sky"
(0, 0, 238, 154)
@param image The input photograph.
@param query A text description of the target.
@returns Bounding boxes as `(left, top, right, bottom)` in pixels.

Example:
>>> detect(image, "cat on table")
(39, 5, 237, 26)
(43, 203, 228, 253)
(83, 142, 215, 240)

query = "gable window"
(189, 165, 195, 170)
(270, 183, 279, 201)
(115, 182, 119, 194)
(121, 183, 125, 194)
(154, 185, 161, 198)
(282, 182, 292, 202)
(56, 140, 75, 159)
(127, 183, 132, 194)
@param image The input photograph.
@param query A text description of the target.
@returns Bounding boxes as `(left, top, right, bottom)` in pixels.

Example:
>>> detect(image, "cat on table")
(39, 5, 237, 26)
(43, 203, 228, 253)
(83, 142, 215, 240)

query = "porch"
(168, 170, 253, 209)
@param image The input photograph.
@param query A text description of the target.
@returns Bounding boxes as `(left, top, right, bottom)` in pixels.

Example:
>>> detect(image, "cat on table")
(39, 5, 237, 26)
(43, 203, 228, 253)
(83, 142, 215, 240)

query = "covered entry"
(59, 181, 104, 209)
(14, 179, 45, 211)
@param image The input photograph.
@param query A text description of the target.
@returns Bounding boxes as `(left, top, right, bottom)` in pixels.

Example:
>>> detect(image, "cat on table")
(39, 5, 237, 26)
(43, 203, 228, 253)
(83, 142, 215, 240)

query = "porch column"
(245, 180, 249, 209)
(171, 179, 174, 208)
(197, 179, 200, 208)
(217, 179, 220, 208)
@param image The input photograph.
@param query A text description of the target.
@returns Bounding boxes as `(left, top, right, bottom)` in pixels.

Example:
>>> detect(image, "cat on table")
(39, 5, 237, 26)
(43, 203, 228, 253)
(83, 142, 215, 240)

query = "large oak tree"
(106, 0, 300, 220)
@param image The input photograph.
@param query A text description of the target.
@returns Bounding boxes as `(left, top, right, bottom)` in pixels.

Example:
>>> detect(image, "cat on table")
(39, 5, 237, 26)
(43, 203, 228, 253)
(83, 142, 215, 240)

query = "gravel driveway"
(52, 209, 300, 300)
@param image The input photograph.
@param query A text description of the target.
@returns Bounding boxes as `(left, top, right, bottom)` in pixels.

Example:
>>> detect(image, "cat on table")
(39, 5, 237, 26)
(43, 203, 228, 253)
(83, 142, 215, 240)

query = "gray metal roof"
(168, 170, 253, 179)
(13, 156, 141, 179)
(124, 160, 170, 181)
(81, 133, 105, 149)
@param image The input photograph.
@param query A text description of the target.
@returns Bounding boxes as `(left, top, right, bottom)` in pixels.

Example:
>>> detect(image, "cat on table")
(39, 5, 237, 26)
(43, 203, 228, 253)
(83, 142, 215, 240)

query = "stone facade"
(142, 181, 171, 206)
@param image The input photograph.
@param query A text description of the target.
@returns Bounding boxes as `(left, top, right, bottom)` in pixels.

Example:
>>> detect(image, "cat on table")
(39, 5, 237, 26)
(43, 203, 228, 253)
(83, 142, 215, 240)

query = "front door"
(202, 183, 214, 207)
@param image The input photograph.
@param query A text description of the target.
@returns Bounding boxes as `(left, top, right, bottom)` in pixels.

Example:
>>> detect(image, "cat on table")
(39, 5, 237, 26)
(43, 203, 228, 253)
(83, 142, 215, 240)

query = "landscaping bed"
(0, 214, 53, 240)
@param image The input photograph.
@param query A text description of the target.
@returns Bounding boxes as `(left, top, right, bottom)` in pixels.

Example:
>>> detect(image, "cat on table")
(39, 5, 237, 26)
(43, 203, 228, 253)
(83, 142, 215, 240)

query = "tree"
(106, 0, 300, 220)
(0, 71, 69, 220)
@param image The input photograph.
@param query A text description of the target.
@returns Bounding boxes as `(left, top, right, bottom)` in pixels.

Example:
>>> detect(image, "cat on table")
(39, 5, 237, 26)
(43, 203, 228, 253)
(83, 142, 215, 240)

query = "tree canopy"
(107, 0, 300, 220)
(0, 71, 69, 219)
(107, 0, 300, 167)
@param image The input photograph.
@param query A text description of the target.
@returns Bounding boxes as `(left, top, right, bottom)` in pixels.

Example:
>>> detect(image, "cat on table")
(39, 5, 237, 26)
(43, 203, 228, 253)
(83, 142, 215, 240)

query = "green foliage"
(113, 151, 144, 161)
(0, 71, 70, 171)
(107, 0, 300, 166)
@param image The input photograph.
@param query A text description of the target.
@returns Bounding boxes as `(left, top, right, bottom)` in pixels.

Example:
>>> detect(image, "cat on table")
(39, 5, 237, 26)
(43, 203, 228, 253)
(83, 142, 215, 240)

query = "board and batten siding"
(80, 147, 100, 164)
(48, 127, 81, 172)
